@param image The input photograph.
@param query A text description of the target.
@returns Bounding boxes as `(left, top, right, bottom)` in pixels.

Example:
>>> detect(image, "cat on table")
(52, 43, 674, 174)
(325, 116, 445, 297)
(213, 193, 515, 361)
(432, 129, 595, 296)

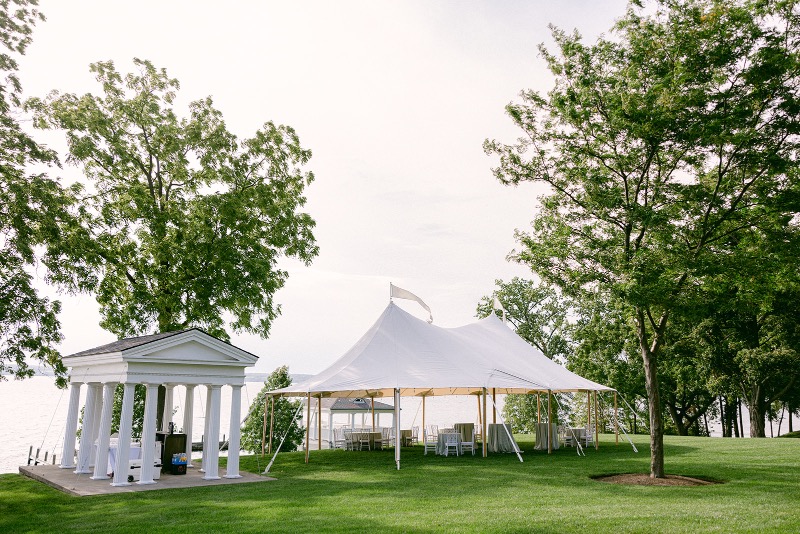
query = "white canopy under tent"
(269, 293, 621, 470)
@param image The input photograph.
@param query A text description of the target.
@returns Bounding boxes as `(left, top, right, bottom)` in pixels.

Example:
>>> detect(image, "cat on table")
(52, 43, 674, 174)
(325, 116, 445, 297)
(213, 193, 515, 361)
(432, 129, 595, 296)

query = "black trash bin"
(171, 453, 188, 475)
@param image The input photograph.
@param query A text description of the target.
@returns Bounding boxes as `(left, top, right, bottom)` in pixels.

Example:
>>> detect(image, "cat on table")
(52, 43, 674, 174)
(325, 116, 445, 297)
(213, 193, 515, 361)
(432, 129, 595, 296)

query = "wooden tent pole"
(587, 391, 591, 428)
(371, 396, 376, 431)
(422, 395, 426, 439)
(318, 395, 322, 451)
(268, 396, 275, 455)
(537, 393, 541, 424)
(547, 390, 553, 454)
(614, 391, 619, 446)
(305, 392, 311, 464)
(492, 388, 497, 424)
(482, 388, 488, 457)
(594, 390, 599, 450)
(476, 394, 481, 426)
(261, 394, 268, 457)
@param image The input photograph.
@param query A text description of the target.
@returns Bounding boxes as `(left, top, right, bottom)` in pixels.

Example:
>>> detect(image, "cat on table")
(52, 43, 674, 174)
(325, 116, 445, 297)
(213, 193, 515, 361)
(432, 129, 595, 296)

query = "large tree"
(486, 0, 800, 477)
(28, 58, 318, 340)
(0, 0, 76, 387)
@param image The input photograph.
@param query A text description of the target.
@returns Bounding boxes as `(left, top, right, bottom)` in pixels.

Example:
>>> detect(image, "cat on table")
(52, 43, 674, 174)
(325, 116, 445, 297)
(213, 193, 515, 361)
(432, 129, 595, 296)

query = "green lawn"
(1, 434, 798, 533)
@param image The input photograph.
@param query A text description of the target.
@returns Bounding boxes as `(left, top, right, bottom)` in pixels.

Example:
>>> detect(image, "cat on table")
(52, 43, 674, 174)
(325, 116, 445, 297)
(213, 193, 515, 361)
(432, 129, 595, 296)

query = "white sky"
(20, 0, 627, 375)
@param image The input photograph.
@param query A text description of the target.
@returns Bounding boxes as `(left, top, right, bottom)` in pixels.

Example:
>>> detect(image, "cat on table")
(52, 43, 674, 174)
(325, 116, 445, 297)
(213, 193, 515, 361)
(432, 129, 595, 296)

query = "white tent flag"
(390, 283, 433, 323)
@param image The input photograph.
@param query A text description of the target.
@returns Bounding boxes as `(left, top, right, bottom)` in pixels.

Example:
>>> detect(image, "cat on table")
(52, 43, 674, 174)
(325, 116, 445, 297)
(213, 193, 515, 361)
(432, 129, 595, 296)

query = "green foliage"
(27, 58, 319, 340)
(241, 366, 304, 454)
(485, 0, 800, 475)
(0, 0, 77, 388)
(502, 392, 570, 432)
(695, 269, 800, 436)
(477, 277, 571, 361)
(110, 384, 146, 439)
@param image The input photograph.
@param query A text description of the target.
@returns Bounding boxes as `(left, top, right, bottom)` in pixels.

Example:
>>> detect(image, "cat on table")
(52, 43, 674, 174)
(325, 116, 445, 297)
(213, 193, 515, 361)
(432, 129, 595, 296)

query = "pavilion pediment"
(122, 334, 257, 367)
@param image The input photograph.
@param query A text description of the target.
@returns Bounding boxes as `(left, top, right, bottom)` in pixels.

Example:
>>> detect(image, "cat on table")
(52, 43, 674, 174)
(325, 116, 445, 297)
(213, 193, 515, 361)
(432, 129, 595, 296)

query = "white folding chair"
(460, 428, 475, 456)
(411, 426, 420, 445)
(443, 431, 460, 456)
(343, 429, 355, 451)
(423, 428, 437, 455)
(583, 427, 594, 448)
(357, 431, 371, 451)
(333, 427, 347, 450)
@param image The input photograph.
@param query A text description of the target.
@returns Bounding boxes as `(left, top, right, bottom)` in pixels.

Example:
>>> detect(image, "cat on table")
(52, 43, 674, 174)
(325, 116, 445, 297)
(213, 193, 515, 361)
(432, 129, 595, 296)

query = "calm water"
(0, 376, 499, 473)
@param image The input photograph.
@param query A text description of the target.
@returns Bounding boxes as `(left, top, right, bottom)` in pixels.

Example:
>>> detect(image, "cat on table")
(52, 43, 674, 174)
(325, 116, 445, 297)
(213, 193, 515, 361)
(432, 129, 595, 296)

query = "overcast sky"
(21, 1, 628, 375)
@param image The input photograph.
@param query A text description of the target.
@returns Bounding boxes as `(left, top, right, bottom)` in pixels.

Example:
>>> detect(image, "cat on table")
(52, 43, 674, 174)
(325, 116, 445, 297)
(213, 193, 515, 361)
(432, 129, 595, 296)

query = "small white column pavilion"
(60, 328, 258, 487)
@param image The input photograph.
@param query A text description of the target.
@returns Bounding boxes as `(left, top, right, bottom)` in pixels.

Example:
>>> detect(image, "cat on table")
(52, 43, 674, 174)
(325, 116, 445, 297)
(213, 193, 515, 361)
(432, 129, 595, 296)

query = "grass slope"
(1, 434, 798, 533)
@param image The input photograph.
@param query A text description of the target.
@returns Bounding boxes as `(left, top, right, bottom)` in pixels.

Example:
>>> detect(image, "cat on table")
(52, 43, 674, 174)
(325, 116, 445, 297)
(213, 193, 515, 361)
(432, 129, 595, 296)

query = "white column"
(138, 383, 159, 485)
(200, 385, 212, 472)
(225, 385, 242, 478)
(112, 382, 136, 486)
(183, 384, 195, 467)
(89, 385, 103, 467)
(91, 382, 117, 480)
(161, 384, 175, 432)
(75, 382, 100, 473)
(60, 382, 82, 468)
(203, 385, 222, 480)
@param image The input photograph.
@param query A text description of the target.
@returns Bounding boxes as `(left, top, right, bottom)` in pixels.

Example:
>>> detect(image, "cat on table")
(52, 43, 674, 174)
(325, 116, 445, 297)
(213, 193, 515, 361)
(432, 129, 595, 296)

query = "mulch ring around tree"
(593, 473, 721, 486)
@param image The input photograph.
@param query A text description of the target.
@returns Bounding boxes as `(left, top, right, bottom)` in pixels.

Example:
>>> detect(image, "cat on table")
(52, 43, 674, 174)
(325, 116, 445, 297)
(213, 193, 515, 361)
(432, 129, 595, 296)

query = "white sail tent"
(268, 301, 615, 469)
(271, 301, 611, 397)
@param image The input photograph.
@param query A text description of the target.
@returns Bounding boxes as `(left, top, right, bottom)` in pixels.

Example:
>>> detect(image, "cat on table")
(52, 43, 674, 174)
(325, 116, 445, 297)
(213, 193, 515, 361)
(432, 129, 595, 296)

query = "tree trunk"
(667, 404, 688, 436)
(749, 400, 766, 437)
(640, 341, 665, 478)
(726, 397, 737, 438)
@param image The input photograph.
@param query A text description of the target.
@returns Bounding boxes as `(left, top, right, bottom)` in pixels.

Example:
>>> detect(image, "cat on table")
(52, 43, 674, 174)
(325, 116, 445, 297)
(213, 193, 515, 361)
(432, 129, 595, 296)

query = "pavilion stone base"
(19, 464, 274, 497)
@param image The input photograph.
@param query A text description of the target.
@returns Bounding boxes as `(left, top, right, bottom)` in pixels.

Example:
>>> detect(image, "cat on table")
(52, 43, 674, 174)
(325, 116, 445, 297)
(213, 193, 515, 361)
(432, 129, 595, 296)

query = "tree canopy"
(27, 58, 318, 341)
(486, 0, 800, 476)
(0, 0, 76, 387)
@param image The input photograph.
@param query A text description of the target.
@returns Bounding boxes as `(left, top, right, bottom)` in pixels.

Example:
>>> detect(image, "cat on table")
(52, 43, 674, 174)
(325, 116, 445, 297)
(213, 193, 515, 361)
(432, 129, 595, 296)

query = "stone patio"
(19, 464, 275, 497)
